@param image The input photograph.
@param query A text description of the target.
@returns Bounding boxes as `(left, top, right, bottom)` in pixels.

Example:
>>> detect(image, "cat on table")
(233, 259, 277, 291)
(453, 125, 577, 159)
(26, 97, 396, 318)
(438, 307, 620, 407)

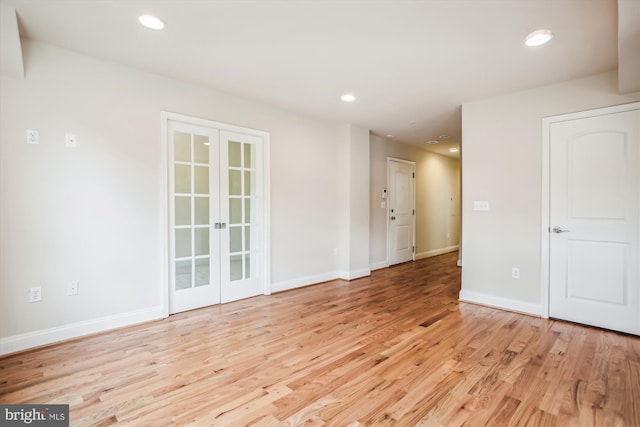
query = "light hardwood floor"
(1, 251, 639, 426)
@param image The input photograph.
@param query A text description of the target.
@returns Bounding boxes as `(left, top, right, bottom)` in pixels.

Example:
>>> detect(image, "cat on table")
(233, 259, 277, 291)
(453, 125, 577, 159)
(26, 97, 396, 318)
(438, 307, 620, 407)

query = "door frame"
(386, 157, 416, 266)
(161, 111, 271, 317)
(540, 101, 640, 319)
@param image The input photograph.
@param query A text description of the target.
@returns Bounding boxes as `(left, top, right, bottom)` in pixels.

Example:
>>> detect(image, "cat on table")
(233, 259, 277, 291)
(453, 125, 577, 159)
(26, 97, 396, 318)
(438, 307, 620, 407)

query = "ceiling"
(1, 0, 621, 158)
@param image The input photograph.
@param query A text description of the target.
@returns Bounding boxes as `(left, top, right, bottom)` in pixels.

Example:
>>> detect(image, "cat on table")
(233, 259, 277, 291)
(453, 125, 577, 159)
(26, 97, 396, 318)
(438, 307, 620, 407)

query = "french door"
(166, 115, 267, 314)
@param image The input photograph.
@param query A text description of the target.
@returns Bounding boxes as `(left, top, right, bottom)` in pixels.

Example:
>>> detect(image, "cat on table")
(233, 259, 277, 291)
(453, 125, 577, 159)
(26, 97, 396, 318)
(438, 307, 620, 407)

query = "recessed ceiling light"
(525, 29, 553, 47)
(423, 140, 439, 145)
(138, 15, 165, 30)
(386, 134, 394, 138)
(438, 134, 450, 139)
(341, 93, 356, 102)
(449, 147, 459, 153)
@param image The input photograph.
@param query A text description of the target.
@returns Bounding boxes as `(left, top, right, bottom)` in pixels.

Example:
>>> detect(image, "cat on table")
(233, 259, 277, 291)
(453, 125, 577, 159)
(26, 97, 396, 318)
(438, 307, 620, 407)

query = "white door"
(168, 118, 267, 314)
(169, 121, 221, 313)
(549, 107, 640, 335)
(388, 159, 415, 265)
(220, 131, 264, 303)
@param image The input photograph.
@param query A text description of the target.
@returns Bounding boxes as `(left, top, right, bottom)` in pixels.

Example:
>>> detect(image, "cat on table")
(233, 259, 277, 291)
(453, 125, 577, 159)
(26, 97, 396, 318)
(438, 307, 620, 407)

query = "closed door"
(168, 120, 265, 313)
(388, 159, 415, 265)
(220, 131, 263, 303)
(549, 107, 639, 334)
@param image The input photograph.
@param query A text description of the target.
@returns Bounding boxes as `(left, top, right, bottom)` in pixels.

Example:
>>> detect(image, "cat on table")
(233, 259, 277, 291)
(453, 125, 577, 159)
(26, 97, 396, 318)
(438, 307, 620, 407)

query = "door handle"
(552, 226, 570, 233)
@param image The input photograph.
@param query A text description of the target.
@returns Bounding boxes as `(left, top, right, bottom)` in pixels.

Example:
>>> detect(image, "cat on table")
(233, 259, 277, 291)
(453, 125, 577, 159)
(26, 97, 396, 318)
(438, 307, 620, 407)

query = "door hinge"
(412, 172, 415, 178)
(412, 246, 415, 253)
(412, 209, 415, 215)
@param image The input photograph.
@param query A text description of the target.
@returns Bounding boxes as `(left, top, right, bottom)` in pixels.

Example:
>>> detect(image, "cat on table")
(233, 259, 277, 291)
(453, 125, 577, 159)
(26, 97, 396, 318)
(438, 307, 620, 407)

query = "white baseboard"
(271, 267, 372, 294)
(369, 261, 389, 271)
(415, 245, 459, 260)
(340, 268, 371, 280)
(0, 306, 165, 356)
(459, 289, 541, 317)
(271, 271, 342, 293)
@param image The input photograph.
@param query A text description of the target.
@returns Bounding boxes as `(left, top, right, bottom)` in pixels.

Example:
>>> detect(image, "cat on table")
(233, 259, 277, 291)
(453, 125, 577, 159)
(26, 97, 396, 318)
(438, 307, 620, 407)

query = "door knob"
(552, 226, 570, 233)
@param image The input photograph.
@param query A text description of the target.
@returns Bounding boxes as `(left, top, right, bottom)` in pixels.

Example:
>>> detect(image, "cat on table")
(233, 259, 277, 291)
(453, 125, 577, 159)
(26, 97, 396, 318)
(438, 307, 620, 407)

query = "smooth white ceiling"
(2, 0, 619, 156)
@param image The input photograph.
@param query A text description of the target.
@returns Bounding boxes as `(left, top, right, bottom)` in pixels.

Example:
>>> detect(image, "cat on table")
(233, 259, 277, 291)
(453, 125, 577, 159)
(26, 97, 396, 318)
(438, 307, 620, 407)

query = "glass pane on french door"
(169, 123, 220, 314)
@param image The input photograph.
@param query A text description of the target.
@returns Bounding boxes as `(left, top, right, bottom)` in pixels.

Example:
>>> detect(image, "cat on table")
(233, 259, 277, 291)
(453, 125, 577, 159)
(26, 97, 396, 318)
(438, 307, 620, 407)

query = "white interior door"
(167, 116, 267, 314)
(388, 159, 415, 265)
(549, 107, 640, 335)
(220, 131, 264, 303)
(169, 121, 221, 313)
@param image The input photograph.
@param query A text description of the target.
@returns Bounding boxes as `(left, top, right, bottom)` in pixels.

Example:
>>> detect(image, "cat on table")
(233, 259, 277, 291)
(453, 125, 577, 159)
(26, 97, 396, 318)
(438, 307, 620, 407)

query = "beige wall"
(370, 134, 461, 268)
(0, 40, 370, 352)
(461, 70, 640, 314)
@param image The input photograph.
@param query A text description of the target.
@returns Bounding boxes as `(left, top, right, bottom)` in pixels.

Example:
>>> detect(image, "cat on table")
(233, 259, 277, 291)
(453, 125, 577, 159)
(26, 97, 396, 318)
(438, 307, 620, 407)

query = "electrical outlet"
(26, 129, 39, 145)
(67, 281, 79, 296)
(512, 268, 520, 279)
(473, 201, 490, 211)
(29, 287, 42, 302)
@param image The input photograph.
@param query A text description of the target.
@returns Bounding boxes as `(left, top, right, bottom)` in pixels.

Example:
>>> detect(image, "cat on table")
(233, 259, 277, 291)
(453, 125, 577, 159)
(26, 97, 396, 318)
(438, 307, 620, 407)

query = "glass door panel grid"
(174, 131, 211, 290)
(228, 140, 255, 282)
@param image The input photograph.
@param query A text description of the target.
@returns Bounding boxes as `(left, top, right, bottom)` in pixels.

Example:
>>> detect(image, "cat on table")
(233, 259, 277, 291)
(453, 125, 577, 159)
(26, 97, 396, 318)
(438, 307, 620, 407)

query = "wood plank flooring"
(1, 251, 639, 426)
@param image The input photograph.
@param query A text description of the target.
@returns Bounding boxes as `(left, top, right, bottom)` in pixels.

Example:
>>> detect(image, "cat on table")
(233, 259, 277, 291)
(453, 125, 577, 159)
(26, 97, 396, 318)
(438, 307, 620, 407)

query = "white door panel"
(169, 121, 220, 313)
(220, 131, 263, 303)
(549, 107, 640, 335)
(388, 159, 415, 265)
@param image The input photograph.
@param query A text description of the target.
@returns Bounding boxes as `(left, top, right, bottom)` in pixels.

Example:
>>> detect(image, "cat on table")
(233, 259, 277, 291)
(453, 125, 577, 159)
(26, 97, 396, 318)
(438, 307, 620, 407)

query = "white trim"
(0, 306, 164, 356)
(161, 114, 170, 318)
(370, 261, 389, 271)
(271, 268, 370, 293)
(459, 290, 541, 317)
(161, 111, 269, 138)
(271, 271, 342, 293)
(262, 133, 271, 296)
(415, 245, 459, 260)
(541, 113, 550, 319)
(386, 157, 416, 266)
(540, 101, 640, 319)
(340, 268, 371, 280)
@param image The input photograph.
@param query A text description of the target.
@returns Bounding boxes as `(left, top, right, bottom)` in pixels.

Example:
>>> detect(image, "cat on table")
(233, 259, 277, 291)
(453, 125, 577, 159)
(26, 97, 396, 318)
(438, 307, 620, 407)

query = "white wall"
(369, 134, 461, 269)
(461, 70, 640, 315)
(0, 40, 364, 352)
(346, 125, 370, 279)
